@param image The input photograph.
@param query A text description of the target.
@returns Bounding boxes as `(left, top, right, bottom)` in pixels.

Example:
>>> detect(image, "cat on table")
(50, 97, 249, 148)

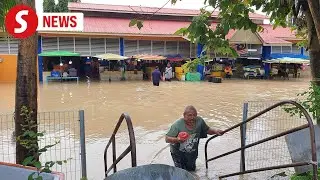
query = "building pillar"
(120, 38, 124, 56)
(38, 36, 43, 83)
(262, 46, 271, 59)
(197, 43, 203, 58)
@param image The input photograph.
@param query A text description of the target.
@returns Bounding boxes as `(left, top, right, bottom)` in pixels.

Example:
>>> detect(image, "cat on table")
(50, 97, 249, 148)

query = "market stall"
(263, 57, 310, 79)
(133, 54, 167, 80)
(38, 51, 81, 83)
(94, 53, 143, 81)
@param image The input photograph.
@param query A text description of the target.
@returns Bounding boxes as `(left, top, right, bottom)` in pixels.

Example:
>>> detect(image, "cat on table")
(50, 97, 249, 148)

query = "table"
(46, 76, 79, 83)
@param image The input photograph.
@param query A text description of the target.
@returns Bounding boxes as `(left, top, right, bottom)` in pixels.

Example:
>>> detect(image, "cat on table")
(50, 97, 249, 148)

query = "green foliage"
(43, 0, 80, 12)
(129, 19, 144, 30)
(0, 0, 18, 31)
(17, 106, 69, 180)
(284, 82, 320, 124)
(290, 168, 320, 180)
(43, 0, 56, 12)
(184, 55, 207, 72)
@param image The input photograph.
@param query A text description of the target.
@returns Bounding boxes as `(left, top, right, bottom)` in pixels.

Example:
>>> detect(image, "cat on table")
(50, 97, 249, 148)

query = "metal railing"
(0, 110, 86, 180)
(104, 113, 137, 177)
(205, 100, 318, 180)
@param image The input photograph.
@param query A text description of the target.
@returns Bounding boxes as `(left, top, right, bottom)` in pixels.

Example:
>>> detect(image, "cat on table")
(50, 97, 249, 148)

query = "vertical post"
(79, 110, 87, 179)
(119, 38, 124, 56)
(240, 103, 248, 172)
(38, 36, 43, 83)
(112, 138, 117, 173)
(89, 37, 92, 56)
(151, 40, 153, 55)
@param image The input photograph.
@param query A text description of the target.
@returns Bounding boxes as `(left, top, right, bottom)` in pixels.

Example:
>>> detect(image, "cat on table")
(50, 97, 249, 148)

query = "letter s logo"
(5, 5, 38, 39)
(14, 10, 29, 33)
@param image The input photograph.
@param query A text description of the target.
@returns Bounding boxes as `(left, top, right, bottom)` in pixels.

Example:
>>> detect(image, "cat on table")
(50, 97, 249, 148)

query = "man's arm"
(165, 136, 183, 144)
(207, 127, 224, 136)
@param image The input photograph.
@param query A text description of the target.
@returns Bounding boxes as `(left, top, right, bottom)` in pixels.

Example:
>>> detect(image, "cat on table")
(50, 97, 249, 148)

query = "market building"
(0, 2, 307, 82)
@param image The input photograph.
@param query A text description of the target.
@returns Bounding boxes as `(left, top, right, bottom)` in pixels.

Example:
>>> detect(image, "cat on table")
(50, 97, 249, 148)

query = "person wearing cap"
(165, 105, 224, 171)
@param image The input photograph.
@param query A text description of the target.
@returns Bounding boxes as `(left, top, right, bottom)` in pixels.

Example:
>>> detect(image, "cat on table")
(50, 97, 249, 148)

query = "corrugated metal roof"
(258, 25, 295, 45)
(82, 17, 236, 39)
(68, 2, 268, 20)
(39, 16, 296, 45)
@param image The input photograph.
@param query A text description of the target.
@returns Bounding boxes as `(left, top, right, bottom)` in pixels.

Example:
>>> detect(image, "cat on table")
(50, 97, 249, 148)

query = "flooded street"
(0, 78, 311, 180)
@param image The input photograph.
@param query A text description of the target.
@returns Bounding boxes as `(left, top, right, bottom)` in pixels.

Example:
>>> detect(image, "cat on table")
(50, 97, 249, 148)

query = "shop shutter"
(75, 37, 90, 56)
(124, 40, 138, 57)
(178, 41, 190, 58)
(59, 37, 74, 52)
(91, 38, 105, 56)
(303, 48, 309, 56)
(106, 38, 119, 54)
(139, 40, 151, 54)
(292, 44, 301, 54)
(271, 46, 281, 53)
(282, 46, 292, 53)
(249, 44, 262, 56)
(166, 41, 178, 55)
(152, 41, 165, 55)
(42, 37, 58, 52)
(8, 38, 18, 54)
(0, 37, 9, 54)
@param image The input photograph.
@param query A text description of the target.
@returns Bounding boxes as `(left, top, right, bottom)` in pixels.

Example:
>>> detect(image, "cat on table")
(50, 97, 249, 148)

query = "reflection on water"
(0, 78, 310, 180)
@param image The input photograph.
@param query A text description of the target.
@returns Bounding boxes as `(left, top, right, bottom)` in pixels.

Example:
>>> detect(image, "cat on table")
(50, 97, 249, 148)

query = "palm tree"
(0, 0, 38, 164)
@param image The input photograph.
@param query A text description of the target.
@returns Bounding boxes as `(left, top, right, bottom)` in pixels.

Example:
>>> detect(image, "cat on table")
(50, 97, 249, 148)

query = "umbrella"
(94, 53, 129, 81)
(94, 53, 129, 60)
(263, 57, 310, 64)
(38, 51, 80, 57)
(133, 54, 167, 61)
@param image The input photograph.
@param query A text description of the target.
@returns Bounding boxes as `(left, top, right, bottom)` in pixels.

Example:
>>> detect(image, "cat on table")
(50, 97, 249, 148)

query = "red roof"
(83, 17, 236, 38)
(68, 2, 268, 20)
(258, 25, 296, 44)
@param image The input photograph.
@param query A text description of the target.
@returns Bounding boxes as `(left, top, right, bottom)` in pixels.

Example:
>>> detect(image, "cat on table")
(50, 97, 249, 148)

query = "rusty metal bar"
(240, 125, 246, 172)
(105, 146, 132, 175)
(219, 162, 311, 179)
(208, 124, 309, 162)
(104, 113, 137, 177)
(126, 114, 137, 167)
(112, 137, 116, 173)
(205, 100, 318, 180)
(240, 102, 248, 173)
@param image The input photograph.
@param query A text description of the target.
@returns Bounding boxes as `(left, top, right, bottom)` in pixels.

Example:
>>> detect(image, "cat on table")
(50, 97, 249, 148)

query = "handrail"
(205, 100, 318, 180)
(104, 113, 137, 177)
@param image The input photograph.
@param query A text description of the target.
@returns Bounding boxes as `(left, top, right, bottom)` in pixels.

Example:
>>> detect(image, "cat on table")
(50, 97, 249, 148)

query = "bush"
(290, 168, 320, 180)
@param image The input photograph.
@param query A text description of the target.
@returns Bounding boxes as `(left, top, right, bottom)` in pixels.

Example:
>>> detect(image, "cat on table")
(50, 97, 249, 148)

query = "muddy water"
(0, 78, 311, 180)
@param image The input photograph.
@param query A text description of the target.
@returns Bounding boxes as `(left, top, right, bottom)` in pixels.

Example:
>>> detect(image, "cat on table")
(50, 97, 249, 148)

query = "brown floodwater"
(0, 76, 312, 180)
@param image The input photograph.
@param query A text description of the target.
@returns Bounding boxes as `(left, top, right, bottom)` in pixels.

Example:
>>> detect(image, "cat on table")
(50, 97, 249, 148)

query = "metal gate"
(0, 110, 87, 180)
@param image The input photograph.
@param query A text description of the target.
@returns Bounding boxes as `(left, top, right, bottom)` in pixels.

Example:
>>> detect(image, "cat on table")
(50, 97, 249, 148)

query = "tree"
(43, 0, 81, 12)
(0, 0, 38, 164)
(43, 0, 56, 12)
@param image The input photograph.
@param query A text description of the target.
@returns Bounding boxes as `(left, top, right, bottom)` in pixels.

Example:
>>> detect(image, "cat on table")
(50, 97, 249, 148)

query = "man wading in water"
(152, 66, 162, 86)
(165, 105, 224, 171)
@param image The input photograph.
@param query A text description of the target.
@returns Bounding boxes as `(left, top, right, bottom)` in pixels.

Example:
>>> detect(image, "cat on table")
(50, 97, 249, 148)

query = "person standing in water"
(165, 105, 224, 171)
(152, 66, 162, 86)
(165, 63, 173, 81)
